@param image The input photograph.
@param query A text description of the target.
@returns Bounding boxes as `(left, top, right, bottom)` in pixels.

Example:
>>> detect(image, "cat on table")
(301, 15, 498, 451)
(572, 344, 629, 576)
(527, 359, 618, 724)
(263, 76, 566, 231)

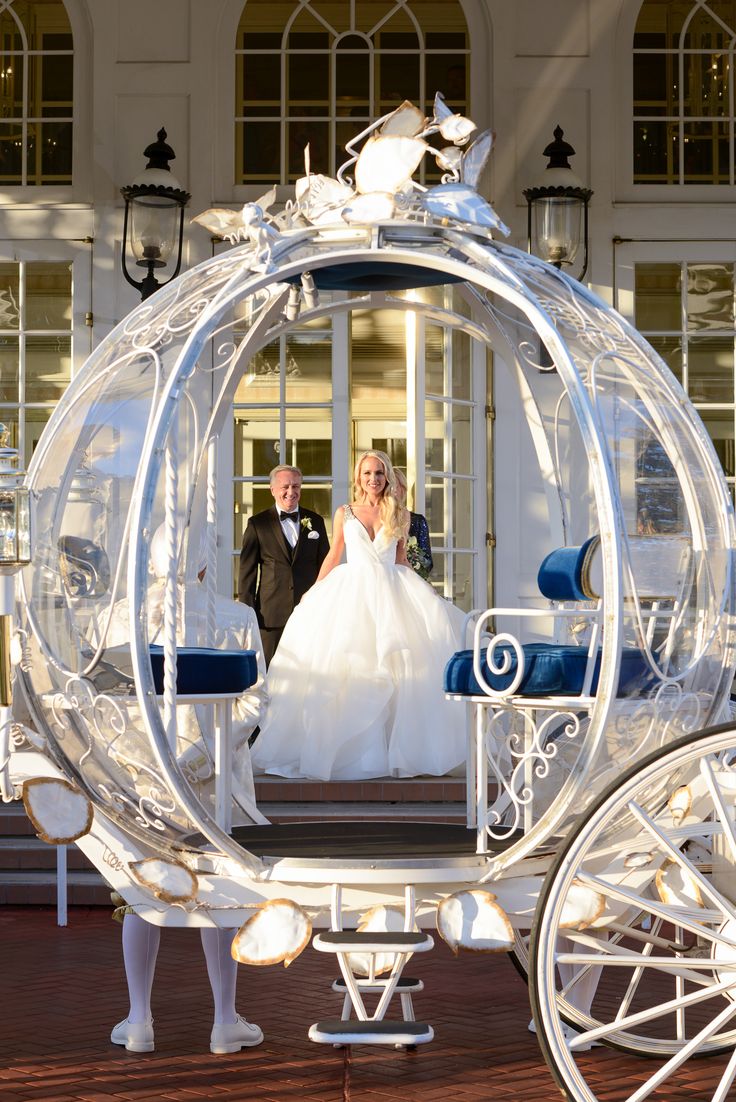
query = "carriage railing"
(446, 535, 701, 855)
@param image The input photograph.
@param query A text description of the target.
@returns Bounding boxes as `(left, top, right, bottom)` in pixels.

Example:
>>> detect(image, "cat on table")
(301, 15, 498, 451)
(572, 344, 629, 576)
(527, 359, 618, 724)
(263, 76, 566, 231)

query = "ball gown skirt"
(251, 513, 466, 780)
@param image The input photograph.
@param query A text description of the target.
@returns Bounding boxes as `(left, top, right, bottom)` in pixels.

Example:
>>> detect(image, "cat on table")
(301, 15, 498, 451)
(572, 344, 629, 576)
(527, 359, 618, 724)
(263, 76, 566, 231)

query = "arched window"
(234, 0, 469, 185)
(634, 0, 736, 184)
(0, 0, 73, 186)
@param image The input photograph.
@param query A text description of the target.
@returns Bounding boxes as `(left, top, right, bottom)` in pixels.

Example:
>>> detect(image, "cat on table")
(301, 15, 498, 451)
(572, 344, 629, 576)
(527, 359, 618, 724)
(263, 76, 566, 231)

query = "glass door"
(230, 285, 488, 610)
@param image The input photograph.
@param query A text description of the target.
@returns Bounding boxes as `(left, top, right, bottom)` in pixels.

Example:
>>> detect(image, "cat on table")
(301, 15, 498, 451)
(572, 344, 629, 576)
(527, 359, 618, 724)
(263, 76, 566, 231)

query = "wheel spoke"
(626, 999, 736, 1102)
(627, 798, 736, 924)
(701, 756, 736, 865)
(712, 1046, 736, 1102)
(577, 870, 736, 949)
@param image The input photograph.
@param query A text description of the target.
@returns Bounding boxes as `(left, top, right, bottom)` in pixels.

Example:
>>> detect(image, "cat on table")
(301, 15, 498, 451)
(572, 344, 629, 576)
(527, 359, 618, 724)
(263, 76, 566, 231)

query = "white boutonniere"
(300, 516, 313, 532)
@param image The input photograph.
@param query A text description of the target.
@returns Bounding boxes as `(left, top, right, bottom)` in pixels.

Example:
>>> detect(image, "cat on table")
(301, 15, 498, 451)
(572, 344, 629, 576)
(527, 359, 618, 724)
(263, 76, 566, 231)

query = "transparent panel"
(0, 122, 22, 183)
(0, 335, 18, 400)
(425, 323, 445, 394)
(648, 335, 683, 382)
(289, 51, 329, 104)
(284, 409, 332, 477)
(240, 121, 280, 182)
(451, 325, 471, 399)
(451, 403, 472, 476)
(635, 263, 682, 330)
(633, 121, 675, 183)
(452, 551, 474, 612)
(285, 317, 332, 401)
(25, 335, 71, 402)
(379, 53, 419, 105)
(235, 339, 281, 402)
(26, 262, 71, 328)
(234, 409, 280, 480)
(352, 307, 407, 405)
(0, 407, 17, 447)
(425, 55, 467, 110)
(424, 402, 445, 471)
(452, 477, 473, 548)
(288, 119, 328, 180)
(336, 38, 369, 105)
(688, 336, 734, 403)
(683, 120, 728, 183)
(23, 405, 50, 467)
(241, 52, 281, 107)
(699, 409, 735, 478)
(686, 263, 734, 330)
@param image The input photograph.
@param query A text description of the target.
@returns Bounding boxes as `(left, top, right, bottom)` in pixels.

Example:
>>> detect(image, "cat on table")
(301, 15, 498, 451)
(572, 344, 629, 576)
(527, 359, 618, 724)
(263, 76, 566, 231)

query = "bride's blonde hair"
(353, 450, 408, 541)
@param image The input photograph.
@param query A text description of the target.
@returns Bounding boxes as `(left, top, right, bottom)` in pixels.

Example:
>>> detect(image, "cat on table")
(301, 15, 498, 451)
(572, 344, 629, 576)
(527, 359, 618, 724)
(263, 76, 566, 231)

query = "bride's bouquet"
(406, 535, 432, 581)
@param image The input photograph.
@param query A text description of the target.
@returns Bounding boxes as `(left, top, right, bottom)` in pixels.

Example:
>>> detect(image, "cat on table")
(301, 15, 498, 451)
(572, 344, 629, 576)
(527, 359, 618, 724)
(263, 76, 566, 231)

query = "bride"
(251, 450, 465, 780)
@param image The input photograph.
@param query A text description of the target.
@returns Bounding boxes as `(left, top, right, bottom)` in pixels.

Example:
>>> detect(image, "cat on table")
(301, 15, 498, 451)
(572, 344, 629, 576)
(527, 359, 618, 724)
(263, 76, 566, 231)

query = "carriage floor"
(185, 820, 520, 860)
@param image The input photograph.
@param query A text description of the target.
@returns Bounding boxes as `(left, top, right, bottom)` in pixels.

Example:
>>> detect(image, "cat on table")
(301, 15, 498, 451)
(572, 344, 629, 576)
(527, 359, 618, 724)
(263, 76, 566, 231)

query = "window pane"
(452, 552, 474, 612)
(242, 52, 281, 106)
(0, 409, 18, 448)
(698, 410, 735, 477)
(688, 336, 734, 402)
(379, 53, 419, 104)
(687, 263, 734, 330)
(0, 264, 20, 328)
(26, 262, 71, 328)
(635, 263, 681, 330)
(452, 326, 471, 399)
(0, 122, 22, 183)
(289, 52, 329, 102)
(26, 335, 71, 401)
(234, 410, 280, 479)
(285, 319, 333, 402)
(287, 120, 328, 180)
(0, 336, 18, 400)
(284, 409, 332, 477)
(23, 406, 50, 466)
(241, 121, 280, 182)
(648, 335, 683, 382)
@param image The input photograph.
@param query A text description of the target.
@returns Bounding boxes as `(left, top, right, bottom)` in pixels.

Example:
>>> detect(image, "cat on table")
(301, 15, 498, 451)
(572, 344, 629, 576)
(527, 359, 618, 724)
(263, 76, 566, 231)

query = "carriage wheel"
(529, 724, 736, 1101)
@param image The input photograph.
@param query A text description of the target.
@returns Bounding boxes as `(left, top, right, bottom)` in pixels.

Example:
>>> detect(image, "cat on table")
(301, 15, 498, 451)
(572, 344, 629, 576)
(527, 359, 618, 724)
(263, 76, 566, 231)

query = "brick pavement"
(0, 906, 728, 1101)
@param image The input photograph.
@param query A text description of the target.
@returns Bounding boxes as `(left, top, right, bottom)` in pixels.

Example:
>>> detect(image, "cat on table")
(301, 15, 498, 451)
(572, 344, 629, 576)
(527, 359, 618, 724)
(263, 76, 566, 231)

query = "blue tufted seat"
(148, 645, 258, 696)
(444, 642, 647, 699)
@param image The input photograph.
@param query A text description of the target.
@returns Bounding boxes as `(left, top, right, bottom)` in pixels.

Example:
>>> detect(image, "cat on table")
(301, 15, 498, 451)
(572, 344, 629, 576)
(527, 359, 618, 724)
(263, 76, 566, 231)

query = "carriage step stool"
(311, 930, 433, 1046)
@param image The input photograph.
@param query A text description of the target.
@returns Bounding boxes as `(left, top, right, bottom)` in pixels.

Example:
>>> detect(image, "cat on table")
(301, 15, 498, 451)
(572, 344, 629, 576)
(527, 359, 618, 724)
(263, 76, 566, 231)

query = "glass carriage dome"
(13, 96, 736, 878)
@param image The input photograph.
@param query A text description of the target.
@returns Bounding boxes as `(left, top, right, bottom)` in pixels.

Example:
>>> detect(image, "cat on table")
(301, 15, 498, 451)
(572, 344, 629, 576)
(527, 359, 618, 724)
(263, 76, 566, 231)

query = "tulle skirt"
(251, 562, 466, 780)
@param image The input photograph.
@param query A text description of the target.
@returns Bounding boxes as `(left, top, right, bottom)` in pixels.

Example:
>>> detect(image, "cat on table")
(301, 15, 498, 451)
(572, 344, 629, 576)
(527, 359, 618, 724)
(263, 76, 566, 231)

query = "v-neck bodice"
(343, 504, 397, 565)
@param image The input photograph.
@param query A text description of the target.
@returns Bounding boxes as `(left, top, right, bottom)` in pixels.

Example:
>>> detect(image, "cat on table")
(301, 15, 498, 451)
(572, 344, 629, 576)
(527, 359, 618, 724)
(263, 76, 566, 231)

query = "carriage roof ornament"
(192, 93, 509, 267)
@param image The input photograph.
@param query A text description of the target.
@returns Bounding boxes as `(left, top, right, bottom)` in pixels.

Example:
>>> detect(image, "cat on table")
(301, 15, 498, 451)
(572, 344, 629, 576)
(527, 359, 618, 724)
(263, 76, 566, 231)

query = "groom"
(238, 464, 330, 665)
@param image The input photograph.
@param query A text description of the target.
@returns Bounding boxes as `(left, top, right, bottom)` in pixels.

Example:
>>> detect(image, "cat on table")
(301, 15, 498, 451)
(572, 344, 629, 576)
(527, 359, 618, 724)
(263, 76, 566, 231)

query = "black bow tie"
(279, 510, 299, 521)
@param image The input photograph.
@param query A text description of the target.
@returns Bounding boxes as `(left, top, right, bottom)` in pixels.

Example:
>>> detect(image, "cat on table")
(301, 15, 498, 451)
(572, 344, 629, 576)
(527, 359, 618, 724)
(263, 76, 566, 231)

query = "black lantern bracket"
(120, 128, 191, 301)
(523, 125, 593, 282)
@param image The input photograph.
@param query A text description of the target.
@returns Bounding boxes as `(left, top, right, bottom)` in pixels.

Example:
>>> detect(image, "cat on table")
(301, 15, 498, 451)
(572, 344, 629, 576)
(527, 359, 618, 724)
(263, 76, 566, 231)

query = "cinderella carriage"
(5, 98, 736, 1102)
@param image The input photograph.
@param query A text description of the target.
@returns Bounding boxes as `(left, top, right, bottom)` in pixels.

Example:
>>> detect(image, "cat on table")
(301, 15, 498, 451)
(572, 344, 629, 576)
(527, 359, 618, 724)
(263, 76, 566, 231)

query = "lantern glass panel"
(0, 486, 29, 564)
(531, 195, 583, 266)
(130, 196, 180, 264)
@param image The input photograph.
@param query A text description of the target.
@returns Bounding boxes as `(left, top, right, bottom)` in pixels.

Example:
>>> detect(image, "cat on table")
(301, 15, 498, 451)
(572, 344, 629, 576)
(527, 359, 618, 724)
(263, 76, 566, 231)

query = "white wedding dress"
(251, 505, 466, 780)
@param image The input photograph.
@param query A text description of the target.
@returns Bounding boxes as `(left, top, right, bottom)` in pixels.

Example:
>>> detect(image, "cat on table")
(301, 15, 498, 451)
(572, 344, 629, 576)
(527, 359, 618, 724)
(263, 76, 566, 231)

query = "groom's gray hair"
(269, 464, 302, 485)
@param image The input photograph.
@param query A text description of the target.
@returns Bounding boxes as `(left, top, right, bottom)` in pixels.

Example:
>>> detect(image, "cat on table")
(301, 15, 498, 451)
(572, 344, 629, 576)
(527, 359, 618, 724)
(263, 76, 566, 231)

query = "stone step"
(0, 801, 36, 836)
(261, 801, 466, 823)
(253, 776, 466, 803)
(0, 869, 111, 906)
(0, 836, 98, 870)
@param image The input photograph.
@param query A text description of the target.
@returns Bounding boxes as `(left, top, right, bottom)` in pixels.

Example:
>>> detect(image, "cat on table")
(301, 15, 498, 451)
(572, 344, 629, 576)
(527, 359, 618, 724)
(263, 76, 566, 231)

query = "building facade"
(3, 0, 735, 610)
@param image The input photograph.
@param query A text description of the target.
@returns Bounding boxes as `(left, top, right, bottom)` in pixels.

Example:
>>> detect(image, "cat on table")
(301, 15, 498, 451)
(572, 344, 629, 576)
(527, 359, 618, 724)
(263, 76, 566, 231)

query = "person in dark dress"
(238, 464, 330, 665)
(394, 467, 433, 580)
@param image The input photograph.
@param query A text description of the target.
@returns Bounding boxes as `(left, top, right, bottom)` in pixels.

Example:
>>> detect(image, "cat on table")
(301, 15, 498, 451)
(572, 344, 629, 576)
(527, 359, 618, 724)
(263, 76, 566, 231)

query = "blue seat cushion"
(444, 643, 647, 698)
(149, 646, 257, 696)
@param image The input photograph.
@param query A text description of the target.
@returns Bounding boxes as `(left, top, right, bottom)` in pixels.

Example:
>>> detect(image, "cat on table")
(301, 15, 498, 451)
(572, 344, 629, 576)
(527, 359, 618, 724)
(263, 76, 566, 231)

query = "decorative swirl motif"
(483, 707, 582, 839)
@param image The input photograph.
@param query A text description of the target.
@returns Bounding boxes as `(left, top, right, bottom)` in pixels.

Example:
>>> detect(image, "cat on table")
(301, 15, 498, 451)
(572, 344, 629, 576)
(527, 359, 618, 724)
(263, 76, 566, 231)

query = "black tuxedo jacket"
(238, 505, 330, 631)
